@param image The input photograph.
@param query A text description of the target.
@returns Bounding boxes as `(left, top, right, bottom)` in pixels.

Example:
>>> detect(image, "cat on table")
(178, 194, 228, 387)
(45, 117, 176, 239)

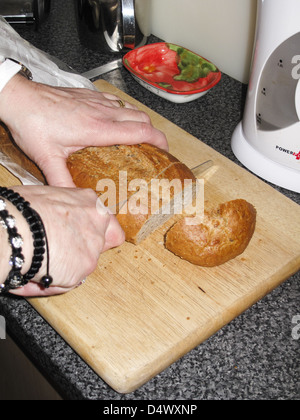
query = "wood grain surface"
(0, 80, 299, 393)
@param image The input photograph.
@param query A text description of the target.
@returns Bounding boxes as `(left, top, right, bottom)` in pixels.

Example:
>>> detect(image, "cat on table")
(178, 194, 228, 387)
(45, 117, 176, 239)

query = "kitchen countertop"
(0, 0, 299, 400)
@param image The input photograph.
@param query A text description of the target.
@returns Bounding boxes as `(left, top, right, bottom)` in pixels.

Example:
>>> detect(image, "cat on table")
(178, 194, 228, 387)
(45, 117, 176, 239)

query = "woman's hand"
(0, 75, 168, 187)
(7, 185, 125, 297)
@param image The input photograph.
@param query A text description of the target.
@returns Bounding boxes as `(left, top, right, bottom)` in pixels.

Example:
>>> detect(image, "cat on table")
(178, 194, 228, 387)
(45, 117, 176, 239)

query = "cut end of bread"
(118, 179, 198, 244)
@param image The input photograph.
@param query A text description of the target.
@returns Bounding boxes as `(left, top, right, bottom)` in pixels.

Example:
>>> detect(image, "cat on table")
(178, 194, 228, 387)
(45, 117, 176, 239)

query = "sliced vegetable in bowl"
(123, 43, 221, 103)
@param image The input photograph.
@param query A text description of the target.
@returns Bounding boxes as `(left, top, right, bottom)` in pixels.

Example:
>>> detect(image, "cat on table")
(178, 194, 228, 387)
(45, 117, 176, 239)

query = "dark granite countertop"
(0, 0, 299, 400)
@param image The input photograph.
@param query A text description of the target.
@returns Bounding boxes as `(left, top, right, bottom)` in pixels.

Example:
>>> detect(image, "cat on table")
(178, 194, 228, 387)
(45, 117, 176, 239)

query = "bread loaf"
(67, 146, 256, 265)
(67, 144, 197, 244)
(165, 199, 256, 266)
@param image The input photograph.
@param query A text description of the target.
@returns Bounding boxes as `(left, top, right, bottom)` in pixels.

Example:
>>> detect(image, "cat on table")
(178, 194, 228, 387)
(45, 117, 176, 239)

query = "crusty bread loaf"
(67, 144, 197, 244)
(67, 146, 256, 265)
(165, 199, 256, 266)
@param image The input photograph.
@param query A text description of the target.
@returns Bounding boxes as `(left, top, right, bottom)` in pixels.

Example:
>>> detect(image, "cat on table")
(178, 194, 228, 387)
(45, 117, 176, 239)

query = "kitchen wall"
(150, 0, 258, 83)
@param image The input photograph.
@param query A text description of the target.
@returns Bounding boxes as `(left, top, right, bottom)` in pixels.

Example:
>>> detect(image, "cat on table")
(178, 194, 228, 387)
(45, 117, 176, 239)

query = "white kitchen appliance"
(231, 0, 300, 193)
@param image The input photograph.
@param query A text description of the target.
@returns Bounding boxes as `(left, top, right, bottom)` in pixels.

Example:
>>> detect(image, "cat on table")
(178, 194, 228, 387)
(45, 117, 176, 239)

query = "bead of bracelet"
(0, 188, 53, 293)
(0, 198, 27, 294)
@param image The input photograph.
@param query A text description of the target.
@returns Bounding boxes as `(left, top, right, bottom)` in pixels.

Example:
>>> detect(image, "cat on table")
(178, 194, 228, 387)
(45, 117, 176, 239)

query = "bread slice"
(67, 144, 197, 244)
(165, 199, 256, 266)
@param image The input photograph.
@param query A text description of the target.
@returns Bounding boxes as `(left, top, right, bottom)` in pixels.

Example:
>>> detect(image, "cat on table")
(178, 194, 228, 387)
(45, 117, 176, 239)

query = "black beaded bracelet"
(0, 198, 27, 294)
(0, 187, 53, 291)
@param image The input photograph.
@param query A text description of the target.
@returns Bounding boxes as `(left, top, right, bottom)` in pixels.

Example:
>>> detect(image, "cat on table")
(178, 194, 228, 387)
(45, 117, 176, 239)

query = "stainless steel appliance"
(0, 0, 51, 27)
(76, 0, 151, 52)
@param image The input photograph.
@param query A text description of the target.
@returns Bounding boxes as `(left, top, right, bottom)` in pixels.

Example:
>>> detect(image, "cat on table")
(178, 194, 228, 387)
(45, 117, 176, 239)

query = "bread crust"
(67, 144, 190, 199)
(165, 199, 257, 266)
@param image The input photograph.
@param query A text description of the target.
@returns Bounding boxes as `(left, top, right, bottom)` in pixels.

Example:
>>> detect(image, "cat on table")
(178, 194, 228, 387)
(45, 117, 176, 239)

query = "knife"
(98, 159, 214, 214)
(0, 152, 213, 216)
(81, 59, 123, 81)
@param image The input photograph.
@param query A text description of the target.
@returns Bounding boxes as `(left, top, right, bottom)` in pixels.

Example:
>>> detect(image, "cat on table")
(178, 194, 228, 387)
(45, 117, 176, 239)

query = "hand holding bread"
(0, 75, 168, 188)
(2, 185, 124, 297)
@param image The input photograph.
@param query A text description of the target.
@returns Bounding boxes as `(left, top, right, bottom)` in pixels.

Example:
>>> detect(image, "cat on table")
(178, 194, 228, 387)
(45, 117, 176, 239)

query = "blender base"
(231, 123, 300, 193)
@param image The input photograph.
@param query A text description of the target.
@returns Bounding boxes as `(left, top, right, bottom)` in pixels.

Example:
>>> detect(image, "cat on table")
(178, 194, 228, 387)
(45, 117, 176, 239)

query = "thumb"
(40, 156, 76, 188)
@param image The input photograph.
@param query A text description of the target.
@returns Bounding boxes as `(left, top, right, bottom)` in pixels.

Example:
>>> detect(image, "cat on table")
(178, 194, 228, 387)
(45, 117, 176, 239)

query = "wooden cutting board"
(0, 80, 299, 394)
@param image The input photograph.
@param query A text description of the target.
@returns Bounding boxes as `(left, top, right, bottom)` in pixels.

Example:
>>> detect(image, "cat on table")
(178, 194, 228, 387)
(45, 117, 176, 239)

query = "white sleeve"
(0, 17, 96, 90)
(0, 59, 23, 92)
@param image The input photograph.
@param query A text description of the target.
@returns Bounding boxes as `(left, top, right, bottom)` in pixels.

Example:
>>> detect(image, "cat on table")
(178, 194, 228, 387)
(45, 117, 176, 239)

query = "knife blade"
(81, 59, 123, 81)
(0, 151, 213, 215)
